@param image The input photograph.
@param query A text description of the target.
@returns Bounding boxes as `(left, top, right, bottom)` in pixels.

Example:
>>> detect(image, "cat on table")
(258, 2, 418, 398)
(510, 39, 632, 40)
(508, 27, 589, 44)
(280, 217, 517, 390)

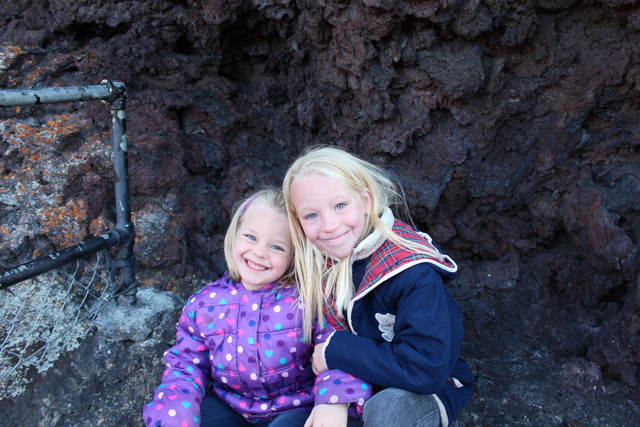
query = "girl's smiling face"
(290, 173, 371, 259)
(233, 204, 293, 290)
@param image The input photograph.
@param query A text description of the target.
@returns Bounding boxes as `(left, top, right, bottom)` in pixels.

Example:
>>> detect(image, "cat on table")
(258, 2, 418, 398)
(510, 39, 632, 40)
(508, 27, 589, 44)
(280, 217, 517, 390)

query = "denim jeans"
(200, 394, 312, 427)
(200, 390, 436, 427)
(361, 388, 441, 427)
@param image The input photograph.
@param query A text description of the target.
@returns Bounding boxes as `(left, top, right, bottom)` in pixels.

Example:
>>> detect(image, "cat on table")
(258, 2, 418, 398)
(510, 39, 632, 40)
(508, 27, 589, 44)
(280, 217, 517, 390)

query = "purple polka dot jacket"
(143, 273, 372, 426)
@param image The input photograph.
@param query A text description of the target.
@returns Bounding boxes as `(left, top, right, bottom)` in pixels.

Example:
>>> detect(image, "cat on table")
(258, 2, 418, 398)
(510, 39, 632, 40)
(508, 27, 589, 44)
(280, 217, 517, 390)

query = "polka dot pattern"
(143, 274, 372, 426)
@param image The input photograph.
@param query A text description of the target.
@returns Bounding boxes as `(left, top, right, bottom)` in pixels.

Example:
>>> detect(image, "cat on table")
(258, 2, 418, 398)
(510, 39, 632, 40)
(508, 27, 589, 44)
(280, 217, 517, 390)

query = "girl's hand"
(304, 403, 348, 427)
(311, 342, 328, 374)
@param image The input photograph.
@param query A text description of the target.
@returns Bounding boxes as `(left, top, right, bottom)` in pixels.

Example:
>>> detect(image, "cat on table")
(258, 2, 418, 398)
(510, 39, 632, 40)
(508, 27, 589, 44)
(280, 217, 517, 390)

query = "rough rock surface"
(1, 0, 639, 425)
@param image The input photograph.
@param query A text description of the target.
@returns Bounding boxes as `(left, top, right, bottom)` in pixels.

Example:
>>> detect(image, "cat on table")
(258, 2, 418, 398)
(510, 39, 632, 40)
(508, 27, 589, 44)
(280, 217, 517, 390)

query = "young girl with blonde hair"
(143, 188, 371, 427)
(283, 146, 474, 427)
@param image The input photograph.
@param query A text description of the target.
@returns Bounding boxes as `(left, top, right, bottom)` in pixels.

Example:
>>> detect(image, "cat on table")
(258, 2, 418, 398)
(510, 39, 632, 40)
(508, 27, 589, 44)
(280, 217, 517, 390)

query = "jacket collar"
(351, 207, 394, 262)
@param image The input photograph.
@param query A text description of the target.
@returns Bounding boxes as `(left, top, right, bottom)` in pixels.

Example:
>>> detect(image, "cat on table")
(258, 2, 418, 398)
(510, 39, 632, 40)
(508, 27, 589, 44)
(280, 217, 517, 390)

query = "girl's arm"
(310, 322, 372, 421)
(143, 300, 212, 427)
(322, 266, 462, 394)
(304, 403, 349, 427)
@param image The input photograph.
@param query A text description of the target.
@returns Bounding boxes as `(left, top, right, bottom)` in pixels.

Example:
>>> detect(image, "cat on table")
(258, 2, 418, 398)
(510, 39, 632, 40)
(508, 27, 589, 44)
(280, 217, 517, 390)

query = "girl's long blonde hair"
(224, 188, 295, 286)
(283, 146, 445, 340)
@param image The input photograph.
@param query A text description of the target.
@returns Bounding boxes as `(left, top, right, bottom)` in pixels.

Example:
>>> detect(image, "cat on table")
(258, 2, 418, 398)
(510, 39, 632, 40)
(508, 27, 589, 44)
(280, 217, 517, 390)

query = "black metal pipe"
(0, 229, 128, 290)
(108, 81, 137, 302)
(0, 81, 118, 107)
(0, 80, 137, 302)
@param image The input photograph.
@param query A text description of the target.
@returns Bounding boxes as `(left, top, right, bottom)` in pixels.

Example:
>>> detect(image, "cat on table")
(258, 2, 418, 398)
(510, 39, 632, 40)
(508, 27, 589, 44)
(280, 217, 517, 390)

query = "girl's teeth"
(247, 260, 266, 270)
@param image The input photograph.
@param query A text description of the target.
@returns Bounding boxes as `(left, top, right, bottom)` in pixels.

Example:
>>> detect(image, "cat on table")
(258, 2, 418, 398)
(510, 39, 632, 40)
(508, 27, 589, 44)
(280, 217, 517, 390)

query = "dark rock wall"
(1, 0, 639, 425)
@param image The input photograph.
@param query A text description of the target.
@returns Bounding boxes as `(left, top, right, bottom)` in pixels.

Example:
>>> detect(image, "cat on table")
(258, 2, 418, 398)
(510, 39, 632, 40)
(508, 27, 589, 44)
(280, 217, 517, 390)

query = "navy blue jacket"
(323, 211, 473, 425)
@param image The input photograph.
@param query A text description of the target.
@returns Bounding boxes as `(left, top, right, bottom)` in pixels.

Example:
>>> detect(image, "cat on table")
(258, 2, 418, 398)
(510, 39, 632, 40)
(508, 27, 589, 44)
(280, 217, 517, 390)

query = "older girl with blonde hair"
(283, 146, 473, 427)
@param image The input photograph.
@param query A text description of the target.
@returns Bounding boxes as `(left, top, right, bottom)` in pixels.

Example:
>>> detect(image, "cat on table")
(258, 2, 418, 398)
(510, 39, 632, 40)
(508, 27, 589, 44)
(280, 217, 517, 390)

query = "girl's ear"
(361, 188, 373, 215)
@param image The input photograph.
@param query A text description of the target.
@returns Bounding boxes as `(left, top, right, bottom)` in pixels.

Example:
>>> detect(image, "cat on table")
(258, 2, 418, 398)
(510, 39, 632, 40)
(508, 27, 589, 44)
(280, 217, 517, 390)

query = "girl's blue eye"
(336, 203, 346, 210)
(305, 213, 318, 220)
(245, 234, 257, 241)
(271, 245, 285, 252)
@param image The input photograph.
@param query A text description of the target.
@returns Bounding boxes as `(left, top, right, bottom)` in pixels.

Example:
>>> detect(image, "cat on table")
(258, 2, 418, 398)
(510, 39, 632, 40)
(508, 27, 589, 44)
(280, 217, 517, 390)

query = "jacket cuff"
(322, 330, 336, 369)
(143, 384, 201, 427)
(313, 369, 372, 420)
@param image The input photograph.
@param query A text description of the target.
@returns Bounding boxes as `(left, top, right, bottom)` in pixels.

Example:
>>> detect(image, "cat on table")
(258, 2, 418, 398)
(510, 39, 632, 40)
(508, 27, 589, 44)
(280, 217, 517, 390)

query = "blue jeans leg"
(267, 408, 312, 427)
(200, 394, 249, 427)
(200, 394, 314, 427)
(362, 388, 441, 427)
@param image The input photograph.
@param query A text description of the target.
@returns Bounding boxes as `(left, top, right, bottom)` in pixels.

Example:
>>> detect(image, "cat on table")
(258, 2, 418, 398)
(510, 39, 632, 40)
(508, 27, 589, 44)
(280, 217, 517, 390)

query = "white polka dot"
(188, 327, 194, 333)
(323, 374, 330, 380)
(227, 336, 233, 343)
(190, 297, 196, 303)
(293, 399, 300, 406)
(231, 289, 238, 295)
(252, 303, 259, 311)
(219, 312, 225, 319)
(358, 398, 365, 405)
(330, 395, 339, 403)
(168, 409, 176, 417)
(158, 392, 164, 399)
(282, 372, 289, 378)
(221, 376, 227, 383)
(209, 292, 216, 298)
(261, 403, 268, 410)
(237, 345, 244, 353)
(274, 305, 281, 312)
(226, 353, 232, 361)
(250, 373, 257, 380)
(193, 358, 200, 364)
(289, 347, 297, 353)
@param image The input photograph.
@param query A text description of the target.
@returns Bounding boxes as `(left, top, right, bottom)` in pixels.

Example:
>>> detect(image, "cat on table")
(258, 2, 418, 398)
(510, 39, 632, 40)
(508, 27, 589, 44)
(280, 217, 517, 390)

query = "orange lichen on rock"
(36, 198, 89, 247)
(0, 43, 26, 70)
(12, 113, 90, 147)
(89, 216, 113, 236)
(0, 112, 111, 251)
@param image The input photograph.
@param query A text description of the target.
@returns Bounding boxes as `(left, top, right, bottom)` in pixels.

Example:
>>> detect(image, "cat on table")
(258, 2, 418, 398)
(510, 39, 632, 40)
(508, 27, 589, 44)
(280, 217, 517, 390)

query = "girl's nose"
(321, 215, 339, 232)
(253, 243, 267, 257)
